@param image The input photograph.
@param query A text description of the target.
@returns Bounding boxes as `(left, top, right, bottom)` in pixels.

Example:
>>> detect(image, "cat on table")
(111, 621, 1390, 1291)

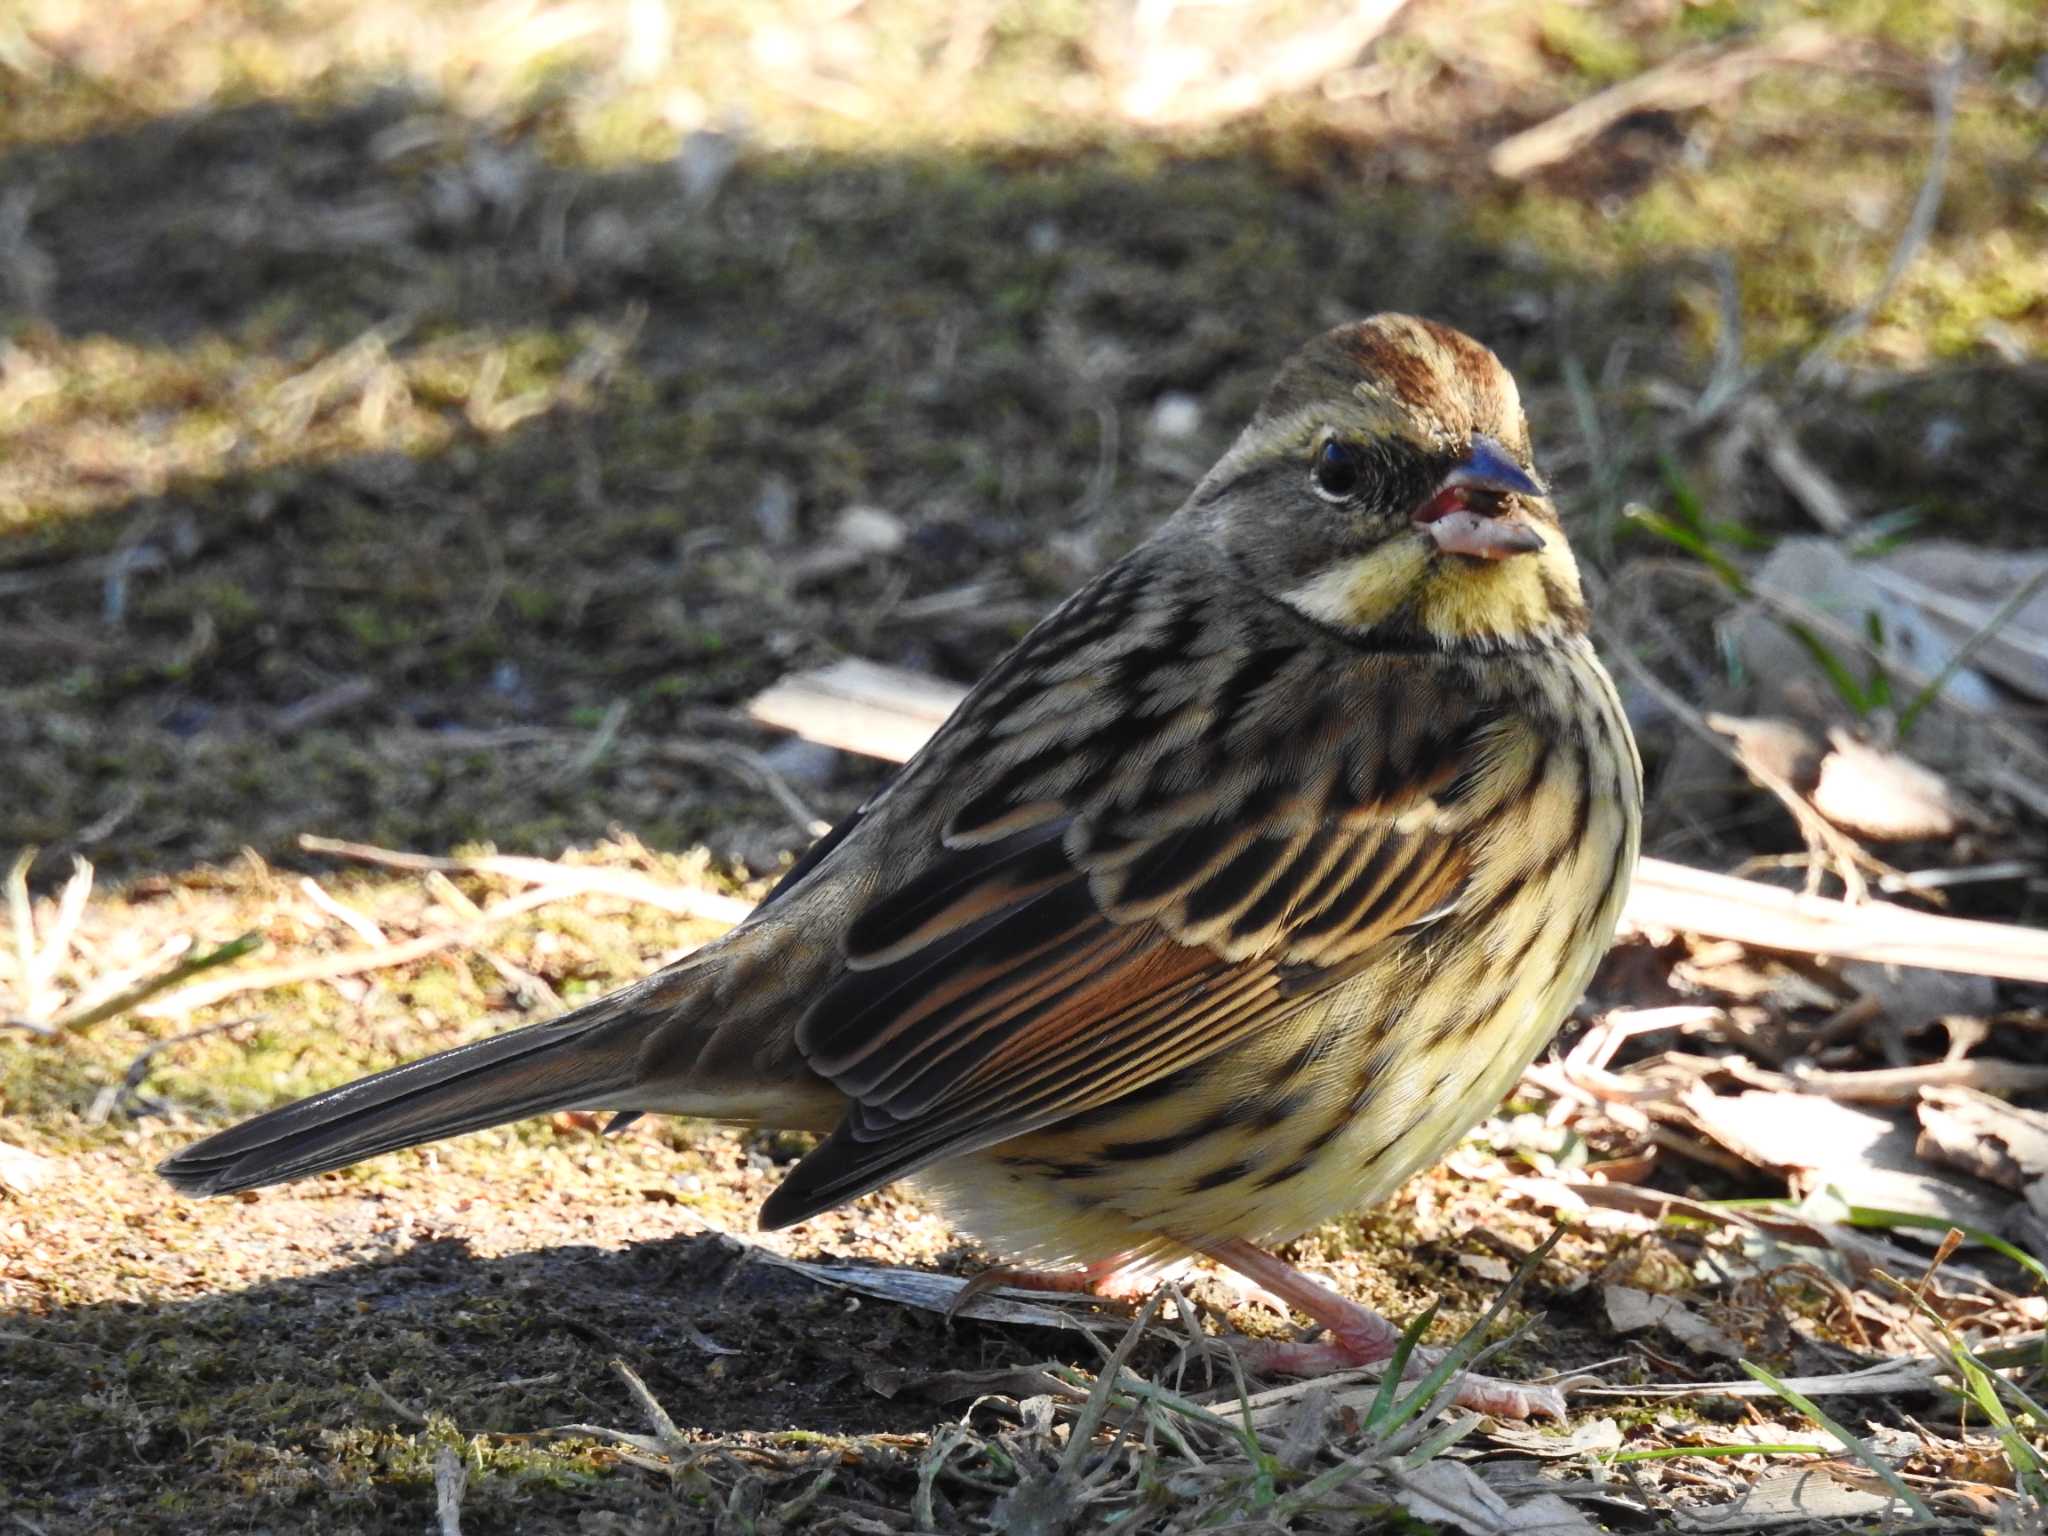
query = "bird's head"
(1182, 314, 1587, 650)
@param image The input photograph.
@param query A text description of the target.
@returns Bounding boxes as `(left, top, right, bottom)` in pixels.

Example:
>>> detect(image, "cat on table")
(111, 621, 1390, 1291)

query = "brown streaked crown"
(1254, 314, 1532, 464)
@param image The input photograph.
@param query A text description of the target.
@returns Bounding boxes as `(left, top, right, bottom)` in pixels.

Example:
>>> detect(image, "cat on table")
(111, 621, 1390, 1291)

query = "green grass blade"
(1738, 1361, 1931, 1519)
(1898, 566, 2048, 738)
(50, 930, 264, 1033)
(1607, 1442, 1828, 1463)
(1362, 1301, 1437, 1434)
(1378, 1227, 1566, 1433)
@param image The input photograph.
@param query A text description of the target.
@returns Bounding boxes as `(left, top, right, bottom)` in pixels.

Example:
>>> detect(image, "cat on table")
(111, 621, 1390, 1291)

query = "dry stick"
(653, 742, 831, 837)
(1779, 1058, 2048, 1105)
(1796, 49, 1962, 384)
(1589, 568, 1895, 900)
(7, 853, 95, 1027)
(133, 887, 568, 1019)
(1487, 25, 1840, 180)
(24, 932, 264, 1035)
(5, 847, 39, 1020)
(297, 874, 388, 946)
(296, 835, 755, 926)
(747, 662, 2048, 984)
(433, 1444, 468, 1536)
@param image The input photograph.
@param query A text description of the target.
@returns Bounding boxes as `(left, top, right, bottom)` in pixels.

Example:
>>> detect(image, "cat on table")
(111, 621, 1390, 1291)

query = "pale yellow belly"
(913, 873, 1619, 1273)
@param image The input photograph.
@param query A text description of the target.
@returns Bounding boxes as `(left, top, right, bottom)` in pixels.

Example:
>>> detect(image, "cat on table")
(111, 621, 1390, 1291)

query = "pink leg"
(946, 1253, 1166, 1320)
(1203, 1238, 1564, 1421)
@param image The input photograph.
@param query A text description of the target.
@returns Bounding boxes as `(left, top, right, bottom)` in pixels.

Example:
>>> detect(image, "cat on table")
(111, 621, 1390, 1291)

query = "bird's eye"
(1312, 439, 1361, 502)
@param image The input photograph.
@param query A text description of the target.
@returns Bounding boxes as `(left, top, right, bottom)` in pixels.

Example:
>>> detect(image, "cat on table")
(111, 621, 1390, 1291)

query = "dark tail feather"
(157, 983, 660, 1196)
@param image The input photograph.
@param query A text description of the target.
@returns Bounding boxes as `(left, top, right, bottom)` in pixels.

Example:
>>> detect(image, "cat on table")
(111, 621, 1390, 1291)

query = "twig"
(1630, 553, 2048, 780)
(1704, 711, 1898, 900)
(1488, 26, 1839, 180)
(1119, 0, 1412, 126)
(1746, 399, 1859, 534)
(1692, 251, 1751, 423)
(132, 891, 559, 1020)
(6, 847, 37, 1019)
(1628, 859, 2048, 983)
(272, 676, 377, 736)
(94, 1015, 258, 1123)
(549, 697, 629, 784)
(1896, 567, 2048, 739)
(297, 835, 754, 925)
(5, 851, 93, 1027)
(433, 1444, 468, 1536)
(297, 876, 388, 946)
(1781, 1058, 2048, 1105)
(17, 932, 264, 1035)
(654, 742, 831, 838)
(1796, 49, 1962, 383)
(1600, 563, 1892, 898)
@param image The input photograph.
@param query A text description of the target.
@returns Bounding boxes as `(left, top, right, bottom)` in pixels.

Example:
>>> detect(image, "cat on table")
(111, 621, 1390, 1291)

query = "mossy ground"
(3, 1, 2044, 1530)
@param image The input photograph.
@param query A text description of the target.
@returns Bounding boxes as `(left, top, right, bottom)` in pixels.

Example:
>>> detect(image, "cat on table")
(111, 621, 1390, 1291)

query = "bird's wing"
(759, 580, 1513, 1227)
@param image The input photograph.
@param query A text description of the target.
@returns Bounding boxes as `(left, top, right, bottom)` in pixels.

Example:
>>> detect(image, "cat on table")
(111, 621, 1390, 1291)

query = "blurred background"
(4, 2, 2047, 1530)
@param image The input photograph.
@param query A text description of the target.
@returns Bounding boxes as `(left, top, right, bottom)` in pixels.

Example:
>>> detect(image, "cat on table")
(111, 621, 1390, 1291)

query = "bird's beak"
(1412, 435, 1547, 561)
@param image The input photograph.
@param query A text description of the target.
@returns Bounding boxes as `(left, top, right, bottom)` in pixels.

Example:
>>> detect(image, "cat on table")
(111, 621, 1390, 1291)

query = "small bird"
(161, 315, 1640, 1419)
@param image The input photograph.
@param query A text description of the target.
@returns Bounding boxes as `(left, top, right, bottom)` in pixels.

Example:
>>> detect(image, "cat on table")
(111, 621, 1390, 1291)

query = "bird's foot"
(1231, 1336, 1564, 1420)
(946, 1253, 1169, 1320)
(1202, 1238, 1564, 1423)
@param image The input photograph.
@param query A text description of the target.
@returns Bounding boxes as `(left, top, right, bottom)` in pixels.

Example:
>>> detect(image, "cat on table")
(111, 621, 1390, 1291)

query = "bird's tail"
(157, 969, 682, 1197)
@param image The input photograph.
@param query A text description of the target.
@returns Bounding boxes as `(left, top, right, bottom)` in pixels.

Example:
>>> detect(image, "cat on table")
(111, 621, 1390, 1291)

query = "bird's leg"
(947, 1252, 1177, 1320)
(1201, 1238, 1564, 1421)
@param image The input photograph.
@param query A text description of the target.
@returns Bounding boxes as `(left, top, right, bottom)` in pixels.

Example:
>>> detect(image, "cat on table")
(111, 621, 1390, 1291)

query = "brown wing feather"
(759, 562, 1496, 1229)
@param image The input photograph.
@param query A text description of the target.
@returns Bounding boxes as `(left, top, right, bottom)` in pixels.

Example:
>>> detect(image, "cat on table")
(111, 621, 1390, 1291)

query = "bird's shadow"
(5, 1216, 1106, 1523)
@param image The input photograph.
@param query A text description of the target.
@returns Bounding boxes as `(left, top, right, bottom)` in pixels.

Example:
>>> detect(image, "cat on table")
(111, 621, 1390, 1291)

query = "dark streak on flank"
(1500, 912, 1553, 978)
(1301, 1116, 1349, 1155)
(1255, 1154, 1316, 1190)
(1098, 1119, 1219, 1163)
(1057, 1061, 1213, 1132)
(1457, 991, 1508, 1042)
(1345, 1048, 1392, 1117)
(1427, 999, 1493, 1049)
(1187, 1159, 1254, 1195)
(1250, 1088, 1309, 1133)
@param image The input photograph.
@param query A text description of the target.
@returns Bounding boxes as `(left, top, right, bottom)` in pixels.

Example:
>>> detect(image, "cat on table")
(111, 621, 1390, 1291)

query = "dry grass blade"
(298, 835, 754, 924)
(1488, 25, 1841, 179)
(1796, 48, 1963, 382)
(28, 931, 263, 1034)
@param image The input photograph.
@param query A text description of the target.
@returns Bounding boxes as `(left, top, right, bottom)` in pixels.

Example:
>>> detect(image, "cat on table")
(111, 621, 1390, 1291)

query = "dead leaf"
(1603, 1285, 1742, 1359)
(1810, 730, 1966, 841)
(1391, 1460, 1597, 1535)
(1678, 1086, 2010, 1229)
(1870, 542, 2048, 703)
(1673, 1464, 1900, 1527)
(1916, 1086, 2048, 1216)
(0, 1141, 57, 1196)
